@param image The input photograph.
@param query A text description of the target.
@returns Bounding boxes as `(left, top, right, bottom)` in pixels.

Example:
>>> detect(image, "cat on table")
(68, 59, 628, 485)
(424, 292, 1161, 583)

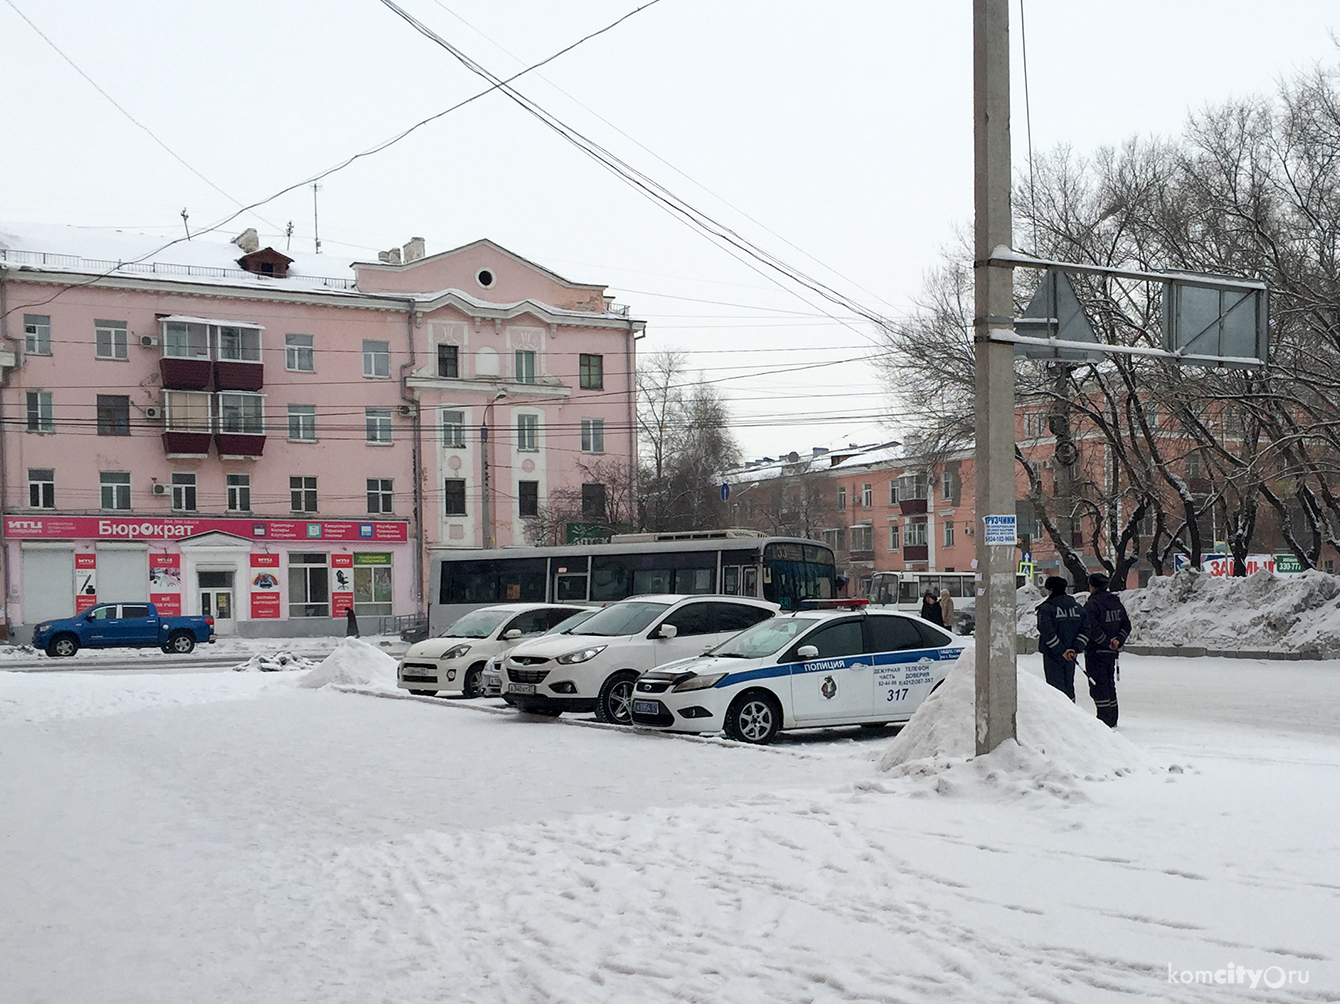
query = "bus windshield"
(443, 608, 511, 639)
(569, 601, 671, 637)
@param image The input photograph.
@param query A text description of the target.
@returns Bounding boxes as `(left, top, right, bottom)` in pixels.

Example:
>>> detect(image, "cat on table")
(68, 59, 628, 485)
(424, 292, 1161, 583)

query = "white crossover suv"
(481, 607, 601, 700)
(629, 602, 965, 744)
(501, 594, 777, 723)
(397, 603, 586, 698)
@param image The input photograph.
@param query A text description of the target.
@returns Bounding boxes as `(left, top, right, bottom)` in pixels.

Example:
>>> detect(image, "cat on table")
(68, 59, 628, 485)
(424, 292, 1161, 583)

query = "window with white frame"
(164, 390, 211, 432)
(163, 320, 210, 359)
(850, 524, 873, 551)
(580, 417, 604, 453)
(837, 485, 846, 509)
(904, 520, 928, 547)
(288, 405, 316, 442)
(285, 333, 314, 372)
(100, 471, 131, 510)
(862, 483, 872, 507)
(889, 481, 900, 504)
(28, 468, 54, 509)
(944, 520, 954, 547)
(216, 325, 261, 362)
(888, 524, 900, 550)
(367, 478, 394, 514)
(25, 390, 53, 433)
(362, 340, 390, 378)
(942, 470, 954, 500)
(822, 527, 846, 551)
(290, 476, 318, 513)
(24, 314, 50, 355)
(366, 408, 392, 445)
(95, 319, 128, 360)
(516, 413, 539, 451)
(515, 350, 537, 384)
(441, 409, 464, 448)
(218, 392, 263, 434)
(288, 553, 329, 617)
(227, 473, 250, 512)
(171, 472, 197, 512)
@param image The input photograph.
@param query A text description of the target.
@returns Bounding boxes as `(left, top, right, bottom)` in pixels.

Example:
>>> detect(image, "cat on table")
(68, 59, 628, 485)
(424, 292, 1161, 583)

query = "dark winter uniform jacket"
(1037, 594, 1085, 663)
(1080, 590, 1131, 655)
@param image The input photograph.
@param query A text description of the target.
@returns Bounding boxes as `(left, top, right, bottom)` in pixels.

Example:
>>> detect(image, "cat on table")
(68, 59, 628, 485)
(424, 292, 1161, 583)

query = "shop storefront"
(4, 515, 413, 641)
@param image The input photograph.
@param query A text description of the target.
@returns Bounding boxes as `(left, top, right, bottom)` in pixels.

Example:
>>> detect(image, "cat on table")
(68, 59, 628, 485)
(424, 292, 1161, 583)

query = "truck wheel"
(168, 632, 196, 655)
(47, 634, 79, 658)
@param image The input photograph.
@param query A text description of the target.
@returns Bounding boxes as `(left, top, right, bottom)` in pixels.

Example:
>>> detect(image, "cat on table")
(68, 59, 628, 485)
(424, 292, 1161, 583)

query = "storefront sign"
(3, 515, 409, 543)
(249, 553, 281, 619)
(353, 552, 392, 565)
(74, 553, 97, 612)
(331, 554, 354, 617)
(149, 553, 182, 616)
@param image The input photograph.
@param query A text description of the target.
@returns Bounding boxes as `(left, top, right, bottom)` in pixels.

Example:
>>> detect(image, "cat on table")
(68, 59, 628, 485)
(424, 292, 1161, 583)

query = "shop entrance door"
(198, 570, 236, 634)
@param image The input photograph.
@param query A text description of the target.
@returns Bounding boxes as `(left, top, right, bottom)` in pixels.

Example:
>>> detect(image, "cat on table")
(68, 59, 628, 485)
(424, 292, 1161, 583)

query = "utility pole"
(312, 183, 322, 254)
(972, 0, 1018, 754)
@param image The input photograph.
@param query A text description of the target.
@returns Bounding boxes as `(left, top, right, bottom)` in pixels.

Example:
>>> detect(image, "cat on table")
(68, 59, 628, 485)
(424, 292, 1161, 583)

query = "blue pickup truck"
(32, 602, 216, 657)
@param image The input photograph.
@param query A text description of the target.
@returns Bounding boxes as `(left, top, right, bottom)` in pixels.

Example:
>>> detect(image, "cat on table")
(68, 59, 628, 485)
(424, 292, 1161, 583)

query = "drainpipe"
(0, 268, 18, 640)
(399, 300, 423, 615)
(625, 319, 641, 528)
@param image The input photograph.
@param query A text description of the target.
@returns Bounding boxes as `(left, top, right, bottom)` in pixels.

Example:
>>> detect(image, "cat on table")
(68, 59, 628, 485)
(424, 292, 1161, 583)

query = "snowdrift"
(1126, 568, 1340, 656)
(232, 651, 318, 673)
(879, 645, 1152, 798)
(298, 638, 398, 690)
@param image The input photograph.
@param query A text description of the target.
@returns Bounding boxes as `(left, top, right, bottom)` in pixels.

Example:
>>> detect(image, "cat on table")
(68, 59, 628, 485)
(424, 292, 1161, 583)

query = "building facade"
(0, 226, 641, 640)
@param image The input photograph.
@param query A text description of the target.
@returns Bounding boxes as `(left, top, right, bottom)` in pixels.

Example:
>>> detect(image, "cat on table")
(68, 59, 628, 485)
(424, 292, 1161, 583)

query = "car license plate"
(634, 700, 660, 716)
(508, 683, 536, 695)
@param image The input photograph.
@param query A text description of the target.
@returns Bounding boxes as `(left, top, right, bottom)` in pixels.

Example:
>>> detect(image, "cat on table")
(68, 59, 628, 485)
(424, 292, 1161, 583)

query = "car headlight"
(672, 672, 727, 692)
(441, 644, 472, 660)
(557, 645, 607, 665)
(36, 623, 50, 633)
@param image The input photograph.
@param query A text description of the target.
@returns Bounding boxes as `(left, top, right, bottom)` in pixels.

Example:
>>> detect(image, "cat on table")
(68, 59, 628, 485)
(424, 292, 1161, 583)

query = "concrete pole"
(973, 0, 1018, 754)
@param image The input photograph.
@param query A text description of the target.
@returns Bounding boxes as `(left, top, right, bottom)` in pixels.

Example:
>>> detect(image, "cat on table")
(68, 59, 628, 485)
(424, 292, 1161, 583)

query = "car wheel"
(168, 632, 195, 655)
(462, 663, 485, 699)
(724, 690, 781, 744)
(408, 689, 438, 697)
(47, 634, 79, 658)
(594, 671, 638, 725)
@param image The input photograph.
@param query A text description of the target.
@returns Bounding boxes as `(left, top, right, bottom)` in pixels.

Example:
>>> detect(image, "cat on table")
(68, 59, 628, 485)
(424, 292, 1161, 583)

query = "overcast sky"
(3, 1, 1338, 460)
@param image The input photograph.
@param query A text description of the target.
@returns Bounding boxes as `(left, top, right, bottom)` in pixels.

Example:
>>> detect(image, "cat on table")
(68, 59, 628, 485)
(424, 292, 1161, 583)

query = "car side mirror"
(503, 629, 522, 640)
(796, 644, 819, 660)
(658, 623, 678, 639)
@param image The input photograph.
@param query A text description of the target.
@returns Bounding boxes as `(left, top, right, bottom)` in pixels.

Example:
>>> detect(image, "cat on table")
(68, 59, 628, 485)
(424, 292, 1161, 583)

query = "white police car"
(629, 601, 965, 743)
(397, 603, 585, 697)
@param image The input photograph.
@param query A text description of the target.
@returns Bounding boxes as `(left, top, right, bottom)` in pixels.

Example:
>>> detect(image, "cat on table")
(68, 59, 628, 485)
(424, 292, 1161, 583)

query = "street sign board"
(1015, 268, 1102, 361)
(1162, 279, 1268, 368)
(983, 514, 1017, 546)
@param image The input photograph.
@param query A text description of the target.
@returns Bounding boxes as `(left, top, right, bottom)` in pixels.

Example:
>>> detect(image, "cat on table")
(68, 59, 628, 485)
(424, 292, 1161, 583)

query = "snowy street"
(2, 652, 1337, 1003)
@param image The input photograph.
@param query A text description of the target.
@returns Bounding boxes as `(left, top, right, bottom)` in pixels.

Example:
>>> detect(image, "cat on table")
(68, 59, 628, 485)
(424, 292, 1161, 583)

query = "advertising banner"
(331, 553, 354, 618)
(149, 553, 182, 616)
(3, 515, 409, 543)
(249, 552, 281, 619)
(74, 553, 97, 612)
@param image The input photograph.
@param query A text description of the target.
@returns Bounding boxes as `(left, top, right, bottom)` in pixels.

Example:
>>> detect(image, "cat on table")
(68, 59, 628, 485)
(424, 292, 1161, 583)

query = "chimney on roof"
(232, 228, 260, 254)
(812, 447, 828, 456)
(402, 237, 426, 263)
(378, 247, 402, 265)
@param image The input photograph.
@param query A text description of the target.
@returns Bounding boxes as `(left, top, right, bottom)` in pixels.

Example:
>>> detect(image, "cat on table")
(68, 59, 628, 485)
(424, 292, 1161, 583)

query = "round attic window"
(476, 268, 495, 289)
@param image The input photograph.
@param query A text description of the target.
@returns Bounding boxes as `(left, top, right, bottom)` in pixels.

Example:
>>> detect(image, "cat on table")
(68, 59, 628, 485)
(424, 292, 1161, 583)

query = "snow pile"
(0, 671, 286, 723)
(232, 651, 317, 673)
(298, 638, 398, 690)
(1015, 581, 1045, 638)
(1127, 568, 1340, 656)
(879, 645, 1152, 797)
(0, 644, 40, 659)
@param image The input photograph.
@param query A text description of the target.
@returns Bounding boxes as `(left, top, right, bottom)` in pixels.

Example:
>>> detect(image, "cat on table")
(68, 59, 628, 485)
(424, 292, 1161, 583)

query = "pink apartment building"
(0, 224, 641, 640)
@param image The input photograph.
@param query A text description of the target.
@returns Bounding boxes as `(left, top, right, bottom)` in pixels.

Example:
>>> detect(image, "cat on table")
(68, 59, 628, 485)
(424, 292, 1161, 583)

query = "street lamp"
(481, 388, 508, 549)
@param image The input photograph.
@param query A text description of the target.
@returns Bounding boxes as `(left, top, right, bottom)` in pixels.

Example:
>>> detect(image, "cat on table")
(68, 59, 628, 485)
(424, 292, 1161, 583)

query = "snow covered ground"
(1, 646, 1337, 1002)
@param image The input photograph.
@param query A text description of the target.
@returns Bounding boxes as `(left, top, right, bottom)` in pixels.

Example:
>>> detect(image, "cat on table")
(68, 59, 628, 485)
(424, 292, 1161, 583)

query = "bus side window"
(743, 567, 758, 596)
(722, 566, 740, 595)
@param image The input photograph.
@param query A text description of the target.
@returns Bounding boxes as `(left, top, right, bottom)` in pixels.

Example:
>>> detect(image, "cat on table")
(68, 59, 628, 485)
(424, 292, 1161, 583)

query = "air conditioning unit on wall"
(140, 334, 158, 348)
(397, 404, 417, 417)
(145, 405, 162, 420)
(152, 483, 169, 496)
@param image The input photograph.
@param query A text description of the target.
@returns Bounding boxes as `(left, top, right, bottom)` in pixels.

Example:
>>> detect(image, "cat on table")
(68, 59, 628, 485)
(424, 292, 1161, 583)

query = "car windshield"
(711, 615, 823, 658)
(547, 608, 599, 635)
(569, 601, 671, 637)
(442, 608, 511, 639)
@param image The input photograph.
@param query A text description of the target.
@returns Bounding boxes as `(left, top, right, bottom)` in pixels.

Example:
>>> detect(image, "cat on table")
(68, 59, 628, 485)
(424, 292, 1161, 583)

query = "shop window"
(289, 553, 329, 618)
(354, 556, 393, 618)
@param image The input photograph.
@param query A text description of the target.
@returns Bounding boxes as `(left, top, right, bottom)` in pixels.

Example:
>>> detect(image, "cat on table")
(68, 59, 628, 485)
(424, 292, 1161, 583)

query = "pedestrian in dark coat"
(920, 590, 945, 627)
(345, 607, 360, 638)
(1080, 572, 1130, 727)
(1036, 576, 1084, 701)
